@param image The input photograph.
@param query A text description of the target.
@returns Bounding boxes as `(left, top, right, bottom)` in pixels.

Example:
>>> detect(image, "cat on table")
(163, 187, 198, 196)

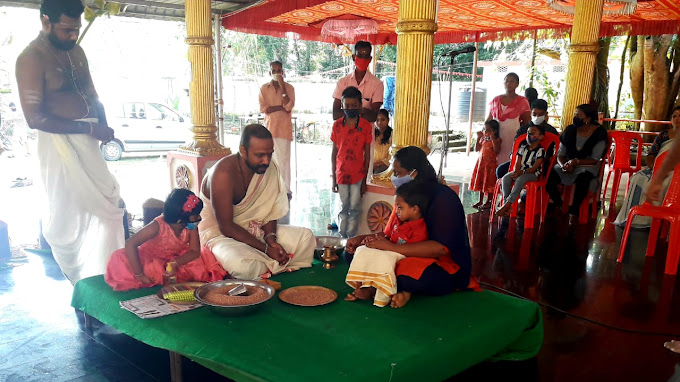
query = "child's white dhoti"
(345, 245, 405, 307)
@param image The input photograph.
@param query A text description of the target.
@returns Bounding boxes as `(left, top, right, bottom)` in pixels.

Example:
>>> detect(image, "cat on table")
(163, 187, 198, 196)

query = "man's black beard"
(48, 31, 76, 51)
(244, 158, 268, 174)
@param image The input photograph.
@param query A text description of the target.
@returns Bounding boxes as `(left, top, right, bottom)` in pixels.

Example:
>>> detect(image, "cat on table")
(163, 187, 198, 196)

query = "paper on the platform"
(120, 294, 202, 319)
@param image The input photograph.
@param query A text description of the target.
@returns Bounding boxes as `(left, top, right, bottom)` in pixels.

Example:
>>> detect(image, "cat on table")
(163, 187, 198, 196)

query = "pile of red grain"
(283, 288, 335, 306)
(203, 285, 268, 306)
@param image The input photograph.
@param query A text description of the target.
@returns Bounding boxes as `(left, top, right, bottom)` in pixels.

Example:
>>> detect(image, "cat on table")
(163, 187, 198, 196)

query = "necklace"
(237, 153, 250, 193)
(40, 36, 90, 119)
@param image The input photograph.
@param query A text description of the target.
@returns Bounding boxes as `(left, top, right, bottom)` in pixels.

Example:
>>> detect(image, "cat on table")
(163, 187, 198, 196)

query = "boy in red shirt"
(331, 86, 373, 238)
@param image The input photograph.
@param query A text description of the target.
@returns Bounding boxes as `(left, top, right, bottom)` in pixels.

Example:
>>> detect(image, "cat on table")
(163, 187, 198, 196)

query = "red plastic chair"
(602, 131, 644, 215)
(489, 133, 560, 229)
(617, 152, 680, 275)
(561, 135, 612, 224)
(489, 134, 526, 224)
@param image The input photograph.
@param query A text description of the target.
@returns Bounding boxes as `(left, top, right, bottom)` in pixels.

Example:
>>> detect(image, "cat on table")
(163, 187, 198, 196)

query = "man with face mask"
(332, 41, 384, 123)
(259, 60, 295, 197)
(14, 0, 124, 283)
(197, 124, 315, 279)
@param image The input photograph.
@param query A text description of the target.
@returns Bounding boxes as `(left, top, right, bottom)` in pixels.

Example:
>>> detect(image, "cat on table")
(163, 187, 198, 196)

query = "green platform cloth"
(71, 264, 542, 382)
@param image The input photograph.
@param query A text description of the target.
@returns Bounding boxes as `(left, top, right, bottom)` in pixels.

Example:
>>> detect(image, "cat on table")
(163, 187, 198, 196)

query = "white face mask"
(532, 115, 545, 125)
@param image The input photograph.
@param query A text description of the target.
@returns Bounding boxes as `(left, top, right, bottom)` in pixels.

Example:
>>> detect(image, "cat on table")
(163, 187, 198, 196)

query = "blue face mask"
(185, 222, 198, 230)
(344, 109, 360, 119)
(391, 170, 415, 188)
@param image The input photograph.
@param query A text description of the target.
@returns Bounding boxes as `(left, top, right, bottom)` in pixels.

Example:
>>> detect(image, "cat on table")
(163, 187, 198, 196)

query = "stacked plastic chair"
(617, 151, 680, 275)
(602, 131, 644, 215)
(489, 133, 560, 229)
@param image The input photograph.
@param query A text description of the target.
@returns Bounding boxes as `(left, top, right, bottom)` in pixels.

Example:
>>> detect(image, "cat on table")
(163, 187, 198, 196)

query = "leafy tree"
(629, 35, 680, 132)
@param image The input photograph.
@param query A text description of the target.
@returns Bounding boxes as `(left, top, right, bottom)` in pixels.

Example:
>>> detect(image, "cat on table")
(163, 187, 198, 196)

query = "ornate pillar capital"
(568, 42, 600, 54)
(395, 20, 438, 34)
(185, 36, 214, 46)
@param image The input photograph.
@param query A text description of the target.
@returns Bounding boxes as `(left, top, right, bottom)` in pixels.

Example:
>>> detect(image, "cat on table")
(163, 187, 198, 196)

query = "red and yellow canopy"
(223, 0, 680, 44)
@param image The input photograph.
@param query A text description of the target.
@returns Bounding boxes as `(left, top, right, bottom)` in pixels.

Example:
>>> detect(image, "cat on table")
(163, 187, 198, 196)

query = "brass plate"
(278, 286, 338, 307)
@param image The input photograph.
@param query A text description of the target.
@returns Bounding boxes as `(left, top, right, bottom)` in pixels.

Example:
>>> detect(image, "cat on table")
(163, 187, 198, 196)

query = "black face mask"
(572, 117, 585, 127)
(48, 31, 76, 51)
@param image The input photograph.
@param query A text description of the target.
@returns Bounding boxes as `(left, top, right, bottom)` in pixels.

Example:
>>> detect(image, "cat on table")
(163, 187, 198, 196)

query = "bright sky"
(0, 7, 191, 106)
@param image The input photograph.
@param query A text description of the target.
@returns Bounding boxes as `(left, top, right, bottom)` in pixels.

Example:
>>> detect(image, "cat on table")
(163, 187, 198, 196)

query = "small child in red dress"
(105, 189, 226, 291)
(470, 119, 502, 210)
(345, 181, 429, 306)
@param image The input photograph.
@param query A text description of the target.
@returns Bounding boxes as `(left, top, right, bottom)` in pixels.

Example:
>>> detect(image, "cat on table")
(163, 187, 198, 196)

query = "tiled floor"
(2, 145, 680, 381)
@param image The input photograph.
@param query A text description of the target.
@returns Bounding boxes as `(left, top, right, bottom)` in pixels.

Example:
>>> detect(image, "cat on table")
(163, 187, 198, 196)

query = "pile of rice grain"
(203, 285, 268, 306)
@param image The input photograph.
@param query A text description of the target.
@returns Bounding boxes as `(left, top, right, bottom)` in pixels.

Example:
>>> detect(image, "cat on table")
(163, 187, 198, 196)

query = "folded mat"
(72, 263, 542, 382)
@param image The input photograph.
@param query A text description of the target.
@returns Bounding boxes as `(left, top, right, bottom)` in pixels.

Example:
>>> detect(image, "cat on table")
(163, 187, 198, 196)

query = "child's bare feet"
(345, 293, 358, 301)
(665, 340, 680, 353)
(390, 291, 412, 308)
(353, 286, 376, 300)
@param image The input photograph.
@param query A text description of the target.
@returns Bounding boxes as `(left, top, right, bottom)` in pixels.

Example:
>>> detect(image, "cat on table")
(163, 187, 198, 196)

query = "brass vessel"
(320, 246, 339, 269)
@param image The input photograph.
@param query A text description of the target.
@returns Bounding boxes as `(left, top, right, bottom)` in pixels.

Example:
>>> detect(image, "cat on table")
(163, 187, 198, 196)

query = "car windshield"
(149, 103, 181, 121)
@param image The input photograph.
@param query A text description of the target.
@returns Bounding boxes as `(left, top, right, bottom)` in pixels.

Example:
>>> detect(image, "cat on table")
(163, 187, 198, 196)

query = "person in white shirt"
(332, 41, 384, 123)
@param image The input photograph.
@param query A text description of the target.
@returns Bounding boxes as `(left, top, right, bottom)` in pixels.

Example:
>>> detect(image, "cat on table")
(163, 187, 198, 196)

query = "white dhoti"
(199, 161, 314, 279)
(38, 128, 124, 283)
(346, 246, 405, 307)
(272, 137, 292, 194)
(205, 225, 315, 279)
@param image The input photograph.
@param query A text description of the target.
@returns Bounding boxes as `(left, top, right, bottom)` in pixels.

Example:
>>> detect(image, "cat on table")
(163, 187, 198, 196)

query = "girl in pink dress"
(470, 119, 502, 209)
(105, 189, 227, 291)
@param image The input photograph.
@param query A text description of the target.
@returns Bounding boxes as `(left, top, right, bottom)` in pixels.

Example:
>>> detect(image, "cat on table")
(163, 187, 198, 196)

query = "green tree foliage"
(219, 31, 537, 86)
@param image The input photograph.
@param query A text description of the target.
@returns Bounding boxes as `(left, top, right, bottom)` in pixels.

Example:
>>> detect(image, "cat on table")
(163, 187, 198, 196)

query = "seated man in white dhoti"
(15, 0, 124, 283)
(198, 124, 315, 279)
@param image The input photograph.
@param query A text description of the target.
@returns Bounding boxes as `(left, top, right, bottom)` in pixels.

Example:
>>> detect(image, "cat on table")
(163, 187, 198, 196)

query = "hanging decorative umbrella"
(315, 15, 380, 42)
(547, 0, 637, 16)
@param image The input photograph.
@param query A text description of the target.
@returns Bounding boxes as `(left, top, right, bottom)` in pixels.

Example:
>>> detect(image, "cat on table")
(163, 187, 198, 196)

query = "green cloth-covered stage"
(71, 263, 543, 381)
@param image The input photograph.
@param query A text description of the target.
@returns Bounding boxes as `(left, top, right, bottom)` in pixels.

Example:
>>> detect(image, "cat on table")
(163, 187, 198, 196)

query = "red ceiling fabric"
(222, 0, 680, 44)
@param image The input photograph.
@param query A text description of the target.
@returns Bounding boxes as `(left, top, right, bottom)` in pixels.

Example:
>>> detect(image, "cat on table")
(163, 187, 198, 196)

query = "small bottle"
(163, 262, 177, 285)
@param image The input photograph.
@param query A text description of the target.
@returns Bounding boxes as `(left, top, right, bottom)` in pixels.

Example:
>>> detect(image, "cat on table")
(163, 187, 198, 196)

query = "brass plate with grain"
(278, 286, 338, 307)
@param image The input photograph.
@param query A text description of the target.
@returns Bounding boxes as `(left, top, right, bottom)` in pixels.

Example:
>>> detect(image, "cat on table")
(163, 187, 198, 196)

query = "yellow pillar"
(560, 0, 604, 129)
(181, 0, 230, 156)
(392, 0, 438, 154)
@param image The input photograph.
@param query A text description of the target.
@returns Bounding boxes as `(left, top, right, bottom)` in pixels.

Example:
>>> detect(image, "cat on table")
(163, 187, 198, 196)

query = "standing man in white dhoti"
(15, 0, 124, 283)
(198, 124, 315, 279)
(259, 60, 295, 198)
